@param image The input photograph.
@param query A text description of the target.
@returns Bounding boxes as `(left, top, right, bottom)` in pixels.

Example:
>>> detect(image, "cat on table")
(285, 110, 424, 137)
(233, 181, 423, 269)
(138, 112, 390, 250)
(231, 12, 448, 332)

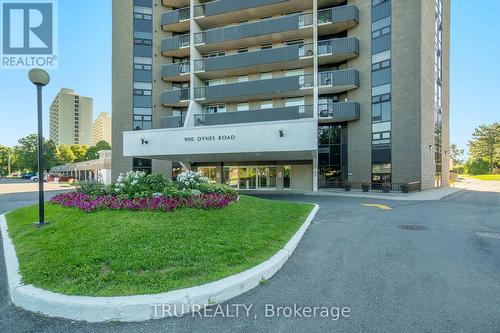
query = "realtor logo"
(1, 0, 58, 69)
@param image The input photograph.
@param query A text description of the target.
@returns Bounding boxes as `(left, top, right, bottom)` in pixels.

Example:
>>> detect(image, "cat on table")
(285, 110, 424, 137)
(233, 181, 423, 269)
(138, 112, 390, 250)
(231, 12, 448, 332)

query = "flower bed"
(50, 170, 238, 212)
(50, 191, 237, 213)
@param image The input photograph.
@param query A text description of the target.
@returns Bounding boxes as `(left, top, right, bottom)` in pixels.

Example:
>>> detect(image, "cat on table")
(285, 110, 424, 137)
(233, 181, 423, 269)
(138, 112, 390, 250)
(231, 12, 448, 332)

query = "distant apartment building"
(113, 0, 450, 191)
(49, 88, 93, 146)
(92, 112, 112, 145)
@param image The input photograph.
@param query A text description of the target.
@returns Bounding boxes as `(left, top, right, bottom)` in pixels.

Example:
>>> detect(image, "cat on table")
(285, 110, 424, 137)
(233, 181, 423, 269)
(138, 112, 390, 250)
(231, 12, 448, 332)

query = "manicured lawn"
(463, 174, 500, 181)
(5, 196, 313, 296)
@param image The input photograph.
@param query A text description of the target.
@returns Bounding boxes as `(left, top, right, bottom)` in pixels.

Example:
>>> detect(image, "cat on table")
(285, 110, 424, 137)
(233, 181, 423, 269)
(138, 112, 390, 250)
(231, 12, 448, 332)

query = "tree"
(465, 158, 490, 175)
(0, 145, 17, 176)
(14, 134, 59, 172)
(70, 144, 89, 162)
(449, 144, 464, 165)
(57, 144, 75, 164)
(468, 122, 500, 173)
(84, 140, 111, 161)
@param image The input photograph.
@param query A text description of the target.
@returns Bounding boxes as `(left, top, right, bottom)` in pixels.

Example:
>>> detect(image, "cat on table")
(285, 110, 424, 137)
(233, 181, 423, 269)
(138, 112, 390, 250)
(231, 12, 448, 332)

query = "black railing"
(319, 181, 421, 193)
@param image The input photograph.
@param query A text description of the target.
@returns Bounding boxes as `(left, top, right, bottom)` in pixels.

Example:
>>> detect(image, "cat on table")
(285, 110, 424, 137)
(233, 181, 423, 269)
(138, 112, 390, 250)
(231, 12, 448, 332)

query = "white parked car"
(30, 173, 48, 182)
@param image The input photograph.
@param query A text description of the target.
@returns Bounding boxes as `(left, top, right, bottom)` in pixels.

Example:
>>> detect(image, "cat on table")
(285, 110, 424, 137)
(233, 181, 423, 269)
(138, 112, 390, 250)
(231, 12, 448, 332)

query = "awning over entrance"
(123, 119, 318, 163)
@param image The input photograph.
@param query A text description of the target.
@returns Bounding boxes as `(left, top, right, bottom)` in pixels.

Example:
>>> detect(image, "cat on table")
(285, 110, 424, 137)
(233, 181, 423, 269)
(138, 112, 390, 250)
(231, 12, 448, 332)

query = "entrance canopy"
(123, 119, 318, 163)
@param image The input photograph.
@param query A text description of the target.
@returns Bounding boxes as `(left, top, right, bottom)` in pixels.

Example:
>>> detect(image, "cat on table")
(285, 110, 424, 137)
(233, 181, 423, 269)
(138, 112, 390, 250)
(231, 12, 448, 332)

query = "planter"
(401, 184, 409, 193)
(344, 185, 351, 192)
(361, 184, 370, 192)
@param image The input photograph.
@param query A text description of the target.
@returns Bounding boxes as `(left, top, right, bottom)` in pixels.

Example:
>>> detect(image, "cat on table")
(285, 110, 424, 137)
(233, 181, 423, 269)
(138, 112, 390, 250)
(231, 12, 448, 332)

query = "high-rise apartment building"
(113, 0, 450, 191)
(49, 88, 93, 146)
(92, 112, 112, 145)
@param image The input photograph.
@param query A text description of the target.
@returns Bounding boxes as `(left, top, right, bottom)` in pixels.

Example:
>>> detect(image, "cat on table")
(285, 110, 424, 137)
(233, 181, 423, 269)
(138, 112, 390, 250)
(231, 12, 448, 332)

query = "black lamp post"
(28, 68, 50, 227)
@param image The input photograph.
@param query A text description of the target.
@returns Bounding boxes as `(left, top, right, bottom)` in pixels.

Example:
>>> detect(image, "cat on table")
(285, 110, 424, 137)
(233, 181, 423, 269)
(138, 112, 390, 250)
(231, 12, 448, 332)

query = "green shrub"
(76, 181, 111, 196)
(465, 158, 490, 175)
(144, 173, 170, 192)
(162, 186, 191, 198)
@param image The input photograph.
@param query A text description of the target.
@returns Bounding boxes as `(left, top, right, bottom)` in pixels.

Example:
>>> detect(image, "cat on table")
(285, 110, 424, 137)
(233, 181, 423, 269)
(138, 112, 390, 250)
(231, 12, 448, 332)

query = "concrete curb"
(0, 204, 319, 322)
(303, 187, 463, 201)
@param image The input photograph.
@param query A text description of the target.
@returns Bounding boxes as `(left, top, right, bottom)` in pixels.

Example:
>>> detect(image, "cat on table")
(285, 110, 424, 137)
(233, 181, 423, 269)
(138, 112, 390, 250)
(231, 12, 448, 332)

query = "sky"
(0, 0, 499, 157)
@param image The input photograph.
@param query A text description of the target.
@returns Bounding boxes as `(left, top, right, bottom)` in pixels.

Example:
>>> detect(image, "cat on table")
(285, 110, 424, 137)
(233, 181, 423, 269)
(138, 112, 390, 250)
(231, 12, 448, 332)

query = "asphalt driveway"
(0, 187, 499, 332)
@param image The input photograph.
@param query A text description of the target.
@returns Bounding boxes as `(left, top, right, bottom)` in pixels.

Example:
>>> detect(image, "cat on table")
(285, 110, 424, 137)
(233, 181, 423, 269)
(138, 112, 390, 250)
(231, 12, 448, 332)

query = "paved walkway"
(0, 183, 499, 332)
(0, 179, 75, 195)
(305, 186, 463, 201)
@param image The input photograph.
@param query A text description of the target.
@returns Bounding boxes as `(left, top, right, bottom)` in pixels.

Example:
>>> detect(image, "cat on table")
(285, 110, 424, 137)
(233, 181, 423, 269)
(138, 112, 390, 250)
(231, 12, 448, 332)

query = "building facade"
(92, 112, 112, 145)
(113, 0, 450, 191)
(49, 88, 93, 146)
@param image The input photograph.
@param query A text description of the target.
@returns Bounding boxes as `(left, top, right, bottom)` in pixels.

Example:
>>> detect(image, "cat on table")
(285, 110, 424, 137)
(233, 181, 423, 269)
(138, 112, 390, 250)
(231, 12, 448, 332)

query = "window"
(283, 166, 291, 189)
(372, 0, 389, 7)
(134, 6, 152, 20)
(237, 47, 248, 53)
(372, 17, 391, 38)
(204, 79, 225, 86)
(261, 43, 273, 50)
(286, 39, 304, 46)
(134, 31, 152, 40)
(285, 96, 304, 107)
(203, 105, 226, 114)
(372, 50, 391, 64)
(237, 102, 249, 111)
(372, 59, 391, 71)
(372, 94, 391, 123)
(133, 158, 152, 174)
(260, 72, 272, 80)
(236, 75, 249, 82)
(203, 51, 225, 58)
(372, 84, 391, 96)
(284, 68, 304, 77)
(260, 100, 273, 109)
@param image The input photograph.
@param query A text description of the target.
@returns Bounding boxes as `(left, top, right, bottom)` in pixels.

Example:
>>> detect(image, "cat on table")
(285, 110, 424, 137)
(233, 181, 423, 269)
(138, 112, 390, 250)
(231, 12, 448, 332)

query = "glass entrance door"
(257, 167, 277, 189)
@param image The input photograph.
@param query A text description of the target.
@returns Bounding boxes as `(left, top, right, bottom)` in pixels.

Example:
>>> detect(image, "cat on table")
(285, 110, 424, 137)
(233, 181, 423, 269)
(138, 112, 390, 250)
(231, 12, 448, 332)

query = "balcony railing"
(193, 12, 313, 45)
(194, 0, 291, 18)
(318, 37, 359, 56)
(161, 34, 190, 52)
(161, 7, 190, 26)
(160, 115, 185, 129)
(194, 74, 314, 100)
(194, 105, 314, 126)
(193, 43, 314, 72)
(162, 88, 190, 105)
(318, 5, 359, 26)
(318, 102, 360, 121)
(318, 70, 359, 88)
(162, 61, 190, 79)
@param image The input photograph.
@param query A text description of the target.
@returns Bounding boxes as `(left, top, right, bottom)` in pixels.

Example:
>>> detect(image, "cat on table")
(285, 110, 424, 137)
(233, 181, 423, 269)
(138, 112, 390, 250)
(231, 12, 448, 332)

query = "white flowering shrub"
(176, 170, 209, 190)
(114, 171, 148, 198)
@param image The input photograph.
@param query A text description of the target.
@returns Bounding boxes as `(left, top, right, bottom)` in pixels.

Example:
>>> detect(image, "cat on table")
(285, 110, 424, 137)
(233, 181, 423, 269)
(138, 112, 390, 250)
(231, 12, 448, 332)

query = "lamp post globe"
(28, 68, 50, 227)
(28, 68, 50, 86)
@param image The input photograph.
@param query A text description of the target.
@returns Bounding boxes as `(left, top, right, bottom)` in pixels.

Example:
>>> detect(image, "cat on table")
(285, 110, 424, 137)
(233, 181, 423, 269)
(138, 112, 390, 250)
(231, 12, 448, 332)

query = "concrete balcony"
(194, 105, 313, 126)
(162, 61, 190, 82)
(317, 4, 359, 35)
(194, 12, 313, 53)
(318, 102, 360, 123)
(194, 43, 314, 79)
(318, 37, 359, 64)
(160, 115, 185, 129)
(162, 88, 190, 107)
(162, 0, 189, 8)
(161, 7, 190, 32)
(194, 74, 314, 103)
(193, 0, 311, 28)
(318, 69, 359, 93)
(161, 34, 190, 57)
